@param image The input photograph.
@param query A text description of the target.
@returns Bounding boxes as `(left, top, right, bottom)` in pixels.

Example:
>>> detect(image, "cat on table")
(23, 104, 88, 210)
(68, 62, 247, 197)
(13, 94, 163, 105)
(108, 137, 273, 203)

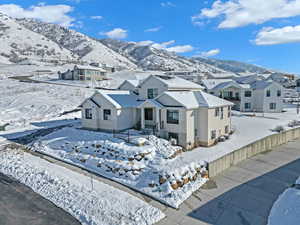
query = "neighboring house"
(118, 80, 141, 94)
(202, 78, 284, 113)
(58, 65, 107, 81)
(81, 75, 233, 149)
(137, 75, 204, 100)
(266, 73, 296, 88)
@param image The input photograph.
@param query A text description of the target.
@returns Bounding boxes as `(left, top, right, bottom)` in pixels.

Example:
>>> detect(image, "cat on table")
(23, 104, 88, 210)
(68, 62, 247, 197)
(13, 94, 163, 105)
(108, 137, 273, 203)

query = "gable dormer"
(138, 75, 204, 100)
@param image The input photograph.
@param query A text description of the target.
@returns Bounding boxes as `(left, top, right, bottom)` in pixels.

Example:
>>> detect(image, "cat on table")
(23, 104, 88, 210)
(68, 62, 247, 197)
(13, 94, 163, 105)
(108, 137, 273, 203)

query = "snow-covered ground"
(0, 77, 93, 131)
(30, 126, 208, 208)
(176, 108, 300, 163)
(268, 177, 300, 225)
(0, 146, 165, 225)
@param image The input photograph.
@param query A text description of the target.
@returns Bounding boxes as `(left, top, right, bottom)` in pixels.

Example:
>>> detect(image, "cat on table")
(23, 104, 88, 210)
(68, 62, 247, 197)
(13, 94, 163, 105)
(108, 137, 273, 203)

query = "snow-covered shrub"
(273, 125, 285, 133)
(288, 120, 300, 128)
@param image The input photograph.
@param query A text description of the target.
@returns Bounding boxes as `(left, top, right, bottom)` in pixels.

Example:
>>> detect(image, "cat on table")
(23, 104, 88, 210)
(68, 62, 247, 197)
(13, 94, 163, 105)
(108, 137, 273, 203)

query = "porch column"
(156, 108, 160, 132)
(141, 108, 145, 129)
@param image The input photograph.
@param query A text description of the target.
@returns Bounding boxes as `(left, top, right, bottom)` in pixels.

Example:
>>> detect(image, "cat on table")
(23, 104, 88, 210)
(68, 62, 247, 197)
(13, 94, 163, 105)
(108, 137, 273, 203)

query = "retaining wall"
(208, 127, 300, 177)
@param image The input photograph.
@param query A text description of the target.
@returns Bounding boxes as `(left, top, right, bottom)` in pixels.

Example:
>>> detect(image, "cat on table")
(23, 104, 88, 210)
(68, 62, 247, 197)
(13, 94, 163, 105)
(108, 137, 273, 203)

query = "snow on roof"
(142, 75, 204, 90)
(97, 90, 140, 109)
(160, 91, 234, 109)
(250, 80, 276, 90)
(201, 79, 233, 90)
(75, 65, 106, 72)
(208, 73, 238, 79)
(233, 75, 259, 84)
(138, 99, 164, 109)
(125, 79, 141, 87)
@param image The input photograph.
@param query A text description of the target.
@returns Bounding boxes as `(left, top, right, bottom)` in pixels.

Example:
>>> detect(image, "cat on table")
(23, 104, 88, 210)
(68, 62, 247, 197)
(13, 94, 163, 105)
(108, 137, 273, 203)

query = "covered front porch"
(138, 99, 164, 132)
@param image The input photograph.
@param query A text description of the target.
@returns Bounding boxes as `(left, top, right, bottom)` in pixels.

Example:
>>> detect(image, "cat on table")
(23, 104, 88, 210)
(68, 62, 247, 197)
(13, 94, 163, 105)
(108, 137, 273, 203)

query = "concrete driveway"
(0, 173, 81, 225)
(156, 139, 300, 225)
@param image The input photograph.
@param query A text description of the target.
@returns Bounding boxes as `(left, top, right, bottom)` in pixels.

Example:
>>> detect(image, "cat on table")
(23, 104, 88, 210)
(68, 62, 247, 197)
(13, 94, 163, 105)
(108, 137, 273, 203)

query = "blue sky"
(1, 0, 300, 74)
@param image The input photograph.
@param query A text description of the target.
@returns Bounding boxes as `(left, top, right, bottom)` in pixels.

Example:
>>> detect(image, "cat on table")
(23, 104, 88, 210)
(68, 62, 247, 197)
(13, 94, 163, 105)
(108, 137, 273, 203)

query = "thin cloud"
(198, 49, 220, 57)
(90, 15, 103, 20)
(137, 40, 194, 53)
(161, 2, 176, 7)
(145, 26, 162, 32)
(101, 28, 128, 39)
(166, 45, 194, 53)
(0, 3, 75, 27)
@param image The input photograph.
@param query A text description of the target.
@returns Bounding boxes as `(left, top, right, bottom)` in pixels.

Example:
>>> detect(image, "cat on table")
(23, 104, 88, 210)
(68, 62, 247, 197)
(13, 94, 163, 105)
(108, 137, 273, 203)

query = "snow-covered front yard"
(268, 177, 300, 225)
(0, 146, 165, 225)
(30, 126, 208, 208)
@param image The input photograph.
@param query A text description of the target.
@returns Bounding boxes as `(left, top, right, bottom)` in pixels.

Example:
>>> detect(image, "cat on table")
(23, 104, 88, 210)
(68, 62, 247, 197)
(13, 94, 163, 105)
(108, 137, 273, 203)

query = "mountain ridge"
(0, 13, 291, 76)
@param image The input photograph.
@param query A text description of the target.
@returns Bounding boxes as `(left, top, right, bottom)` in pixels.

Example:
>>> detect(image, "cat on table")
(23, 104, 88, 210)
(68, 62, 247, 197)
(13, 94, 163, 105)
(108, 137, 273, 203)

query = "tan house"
(139, 91, 233, 148)
(59, 65, 107, 81)
(82, 75, 233, 149)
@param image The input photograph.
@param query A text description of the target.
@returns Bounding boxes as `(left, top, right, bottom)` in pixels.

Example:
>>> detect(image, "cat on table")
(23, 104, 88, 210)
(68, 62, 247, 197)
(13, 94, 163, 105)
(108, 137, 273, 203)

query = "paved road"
(0, 173, 81, 225)
(156, 139, 300, 225)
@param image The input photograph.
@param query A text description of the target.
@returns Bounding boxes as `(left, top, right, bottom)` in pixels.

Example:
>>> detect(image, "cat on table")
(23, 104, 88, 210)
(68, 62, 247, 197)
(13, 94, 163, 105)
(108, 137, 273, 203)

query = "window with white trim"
(167, 110, 179, 124)
(245, 102, 251, 109)
(103, 109, 111, 120)
(85, 108, 92, 119)
(270, 103, 276, 110)
(147, 88, 158, 99)
(211, 130, 216, 140)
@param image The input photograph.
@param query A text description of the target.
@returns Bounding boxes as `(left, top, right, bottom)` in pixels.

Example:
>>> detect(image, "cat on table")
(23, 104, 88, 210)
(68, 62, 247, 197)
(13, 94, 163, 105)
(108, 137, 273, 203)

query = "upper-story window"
(277, 90, 281, 97)
(221, 107, 224, 119)
(266, 90, 271, 97)
(167, 110, 179, 124)
(147, 88, 158, 99)
(244, 91, 252, 97)
(215, 107, 220, 117)
(85, 108, 92, 119)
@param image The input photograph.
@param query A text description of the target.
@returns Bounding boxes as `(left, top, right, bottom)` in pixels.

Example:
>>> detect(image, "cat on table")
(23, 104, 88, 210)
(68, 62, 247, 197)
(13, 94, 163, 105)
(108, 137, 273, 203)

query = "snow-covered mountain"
(0, 13, 76, 64)
(192, 57, 271, 74)
(99, 38, 225, 73)
(0, 13, 289, 75)
(17, 18, 137, 69)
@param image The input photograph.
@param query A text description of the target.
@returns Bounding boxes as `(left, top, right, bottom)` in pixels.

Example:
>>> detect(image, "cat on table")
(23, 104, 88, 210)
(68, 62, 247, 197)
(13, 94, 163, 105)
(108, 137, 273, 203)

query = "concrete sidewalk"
(156, 139, 300, 225)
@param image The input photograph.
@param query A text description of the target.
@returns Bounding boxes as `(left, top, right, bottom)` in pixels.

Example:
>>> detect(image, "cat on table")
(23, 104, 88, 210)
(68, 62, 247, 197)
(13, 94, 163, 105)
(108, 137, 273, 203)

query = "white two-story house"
(202, 78, 284, 113)
(81, 75, 233, 149)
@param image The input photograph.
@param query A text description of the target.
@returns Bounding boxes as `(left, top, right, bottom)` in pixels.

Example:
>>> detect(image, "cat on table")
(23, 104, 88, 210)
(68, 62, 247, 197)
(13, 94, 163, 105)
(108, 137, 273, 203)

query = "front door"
(144, 108, 153, 121)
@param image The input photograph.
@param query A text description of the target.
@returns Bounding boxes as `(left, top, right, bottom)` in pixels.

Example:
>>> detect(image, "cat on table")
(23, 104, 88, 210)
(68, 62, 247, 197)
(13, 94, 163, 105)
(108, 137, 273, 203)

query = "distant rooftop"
(160, 91, 234, 109)
(149, 75, 204, 90)
(75, 65, 106, 72)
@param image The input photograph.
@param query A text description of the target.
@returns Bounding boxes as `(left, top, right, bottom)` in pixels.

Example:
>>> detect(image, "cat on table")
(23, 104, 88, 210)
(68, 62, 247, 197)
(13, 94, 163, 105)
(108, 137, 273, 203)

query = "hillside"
(99, 38, 225, 73)
(0, 12, 288, 76)
(0, 13, 76, 64)
(192, 57, 271, 74)
(17, 18, 137, 69)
